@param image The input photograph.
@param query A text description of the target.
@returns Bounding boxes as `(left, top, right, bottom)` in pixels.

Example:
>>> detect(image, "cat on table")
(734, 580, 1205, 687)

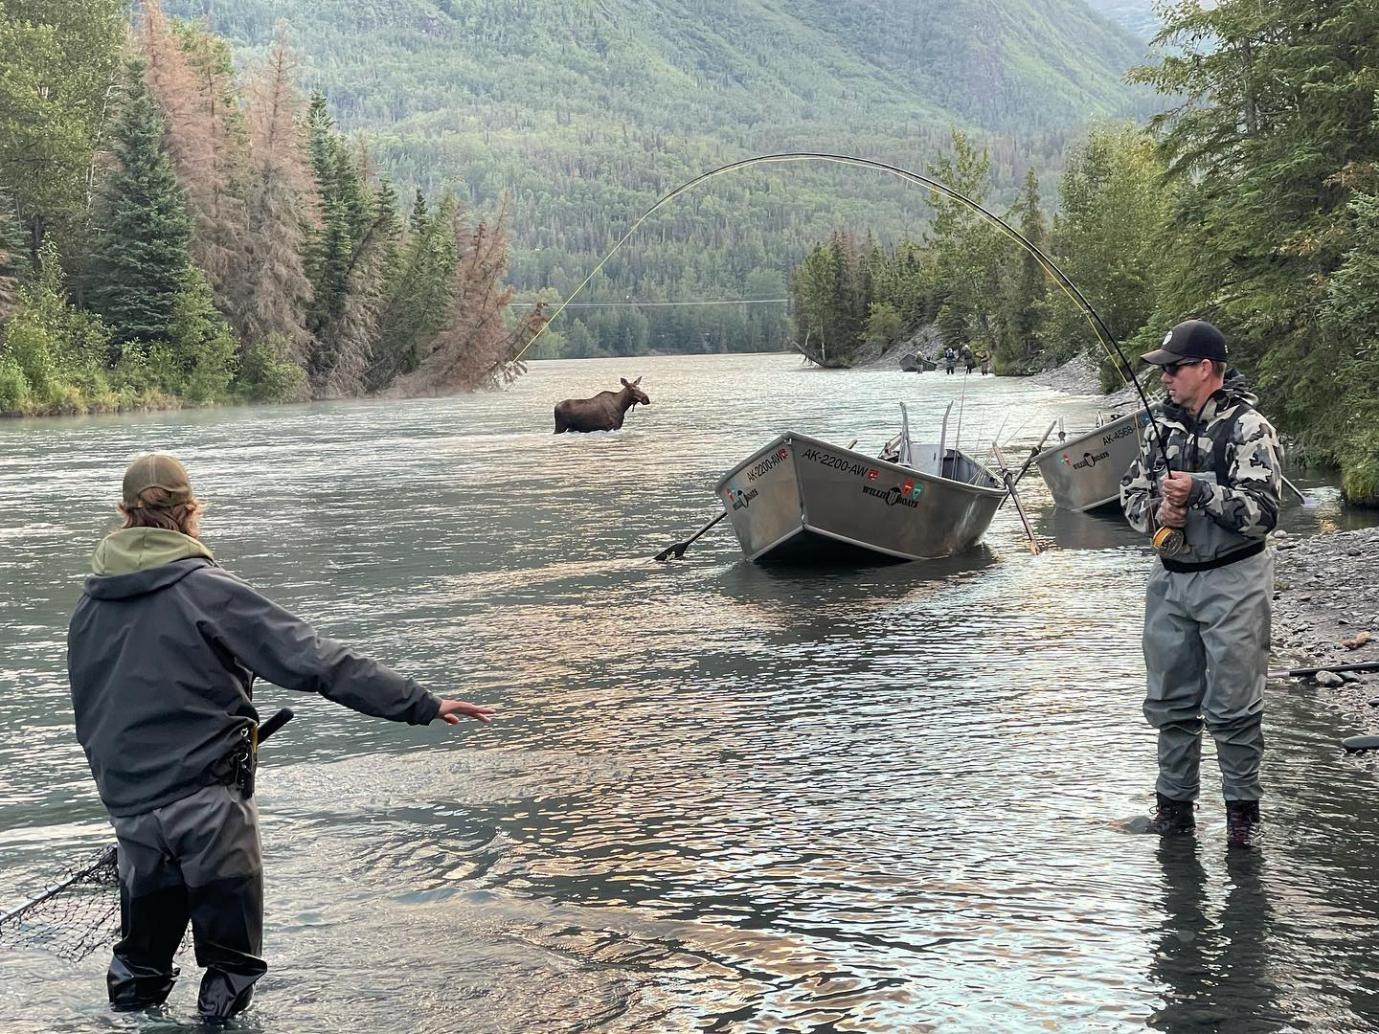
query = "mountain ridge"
(161, 0, 1156, 355)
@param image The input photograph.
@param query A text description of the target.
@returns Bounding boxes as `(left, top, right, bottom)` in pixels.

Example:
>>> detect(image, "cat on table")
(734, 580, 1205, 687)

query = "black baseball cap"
(1140, 320, 1227, 366)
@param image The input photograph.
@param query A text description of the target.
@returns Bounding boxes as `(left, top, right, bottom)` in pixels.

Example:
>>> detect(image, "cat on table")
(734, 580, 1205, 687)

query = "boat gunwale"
(715, 431, 1007, 499)
(1030, 410, 1143, 465)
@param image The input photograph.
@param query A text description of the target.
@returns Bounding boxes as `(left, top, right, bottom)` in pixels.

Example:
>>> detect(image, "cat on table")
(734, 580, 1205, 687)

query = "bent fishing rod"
(557, 153, 1166, 559)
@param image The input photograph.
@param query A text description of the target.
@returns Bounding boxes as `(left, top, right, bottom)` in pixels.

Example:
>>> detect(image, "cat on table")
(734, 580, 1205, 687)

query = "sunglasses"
(1161, 359, 1207, 376)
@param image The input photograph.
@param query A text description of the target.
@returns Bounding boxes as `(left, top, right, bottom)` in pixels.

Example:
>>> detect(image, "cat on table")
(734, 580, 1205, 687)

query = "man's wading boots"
(1226, 800, 1261, 850)
(1147, 793, 1196, 835)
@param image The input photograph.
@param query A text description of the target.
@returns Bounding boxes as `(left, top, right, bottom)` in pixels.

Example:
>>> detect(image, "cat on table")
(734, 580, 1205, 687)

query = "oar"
(654, 511, 727, 561)
(996, 420, 1057, 511)
(1268, 660, 1379, 680)
(993, 442, 1041, 555)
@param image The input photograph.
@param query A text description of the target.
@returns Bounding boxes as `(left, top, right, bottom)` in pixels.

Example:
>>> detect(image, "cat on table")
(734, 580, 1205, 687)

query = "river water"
(2, 353, 1379, 1033)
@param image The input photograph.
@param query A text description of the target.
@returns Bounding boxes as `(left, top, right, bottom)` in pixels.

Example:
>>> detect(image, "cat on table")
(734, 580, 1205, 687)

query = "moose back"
(553, 377, 651, 433)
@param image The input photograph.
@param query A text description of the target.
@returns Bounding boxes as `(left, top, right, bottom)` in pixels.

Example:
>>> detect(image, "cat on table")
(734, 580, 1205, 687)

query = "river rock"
(1314, 670, 1346, 687)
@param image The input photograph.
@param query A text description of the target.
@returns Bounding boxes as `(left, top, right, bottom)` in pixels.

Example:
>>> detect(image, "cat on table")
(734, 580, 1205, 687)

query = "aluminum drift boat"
(716, 405, 1006, 563)
(1031, 411, 1149, 513)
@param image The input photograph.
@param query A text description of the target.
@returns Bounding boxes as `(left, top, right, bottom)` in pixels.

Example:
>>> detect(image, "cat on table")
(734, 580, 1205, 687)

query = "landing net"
(0, 846, 120, 962)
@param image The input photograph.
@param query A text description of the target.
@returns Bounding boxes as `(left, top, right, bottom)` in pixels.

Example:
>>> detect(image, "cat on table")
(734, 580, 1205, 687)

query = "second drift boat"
(716, 405, 1006, 563)
(1032, 411, 1149, 513)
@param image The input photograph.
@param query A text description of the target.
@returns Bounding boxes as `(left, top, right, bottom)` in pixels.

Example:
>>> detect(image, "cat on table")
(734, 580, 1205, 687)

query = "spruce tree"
(365, 192, 458, 391)
(85, 61, 193, 351)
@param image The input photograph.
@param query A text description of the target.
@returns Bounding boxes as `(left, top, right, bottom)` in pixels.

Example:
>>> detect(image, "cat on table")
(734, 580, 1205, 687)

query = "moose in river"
(553, 376, 652, 433)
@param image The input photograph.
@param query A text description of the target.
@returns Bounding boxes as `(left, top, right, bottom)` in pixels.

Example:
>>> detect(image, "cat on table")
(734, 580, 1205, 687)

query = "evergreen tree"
(85, 62, 194, 352)
(156, 264, 238, 402)
(993, 167, 1048, 372)
(395, 200, 542, 394)
(1324, 188, 1379, 505)
(365, 192, 458, 390)
(139, 1, 249, 294)
(304, 91, 379, 387)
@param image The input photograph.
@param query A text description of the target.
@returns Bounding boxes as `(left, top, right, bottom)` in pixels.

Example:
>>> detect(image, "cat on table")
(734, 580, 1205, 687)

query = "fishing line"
(511, 152, 1166, 461)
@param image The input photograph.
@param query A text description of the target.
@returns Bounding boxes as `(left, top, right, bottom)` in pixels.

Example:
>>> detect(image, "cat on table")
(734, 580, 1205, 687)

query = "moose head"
(620, 376, 651, 408)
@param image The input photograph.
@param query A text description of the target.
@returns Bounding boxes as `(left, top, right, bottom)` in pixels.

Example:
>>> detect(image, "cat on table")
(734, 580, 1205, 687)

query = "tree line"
(0, 0, 543, 417)
(791, 0, 1379, 506)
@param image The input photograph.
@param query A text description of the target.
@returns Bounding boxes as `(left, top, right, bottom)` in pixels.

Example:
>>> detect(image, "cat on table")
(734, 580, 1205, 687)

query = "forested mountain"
(160, 0, 1154, 356)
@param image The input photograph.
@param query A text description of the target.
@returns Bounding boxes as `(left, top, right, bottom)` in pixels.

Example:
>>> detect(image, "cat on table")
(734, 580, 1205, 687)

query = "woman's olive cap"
(122, 453, 192, 507)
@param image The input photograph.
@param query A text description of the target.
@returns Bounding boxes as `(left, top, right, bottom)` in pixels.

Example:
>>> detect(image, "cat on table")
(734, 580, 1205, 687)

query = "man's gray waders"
(108, 783, 266, 1019)
(1142, 548, 1272, 802)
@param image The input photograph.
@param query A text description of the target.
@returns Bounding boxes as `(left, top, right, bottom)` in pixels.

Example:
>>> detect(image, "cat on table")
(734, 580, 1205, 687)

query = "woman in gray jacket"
(68, 453, 494, 1023)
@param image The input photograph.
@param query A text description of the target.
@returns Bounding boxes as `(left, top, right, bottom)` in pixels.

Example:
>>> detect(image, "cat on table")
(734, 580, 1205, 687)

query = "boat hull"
(715, 433, 1006, 563)
(1032, 411, 1147, 513)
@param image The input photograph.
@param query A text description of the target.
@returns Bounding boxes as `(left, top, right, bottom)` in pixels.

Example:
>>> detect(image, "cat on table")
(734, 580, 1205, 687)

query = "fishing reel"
(1152, 524, 1187, 558)
(1150, 462, 1188, 558)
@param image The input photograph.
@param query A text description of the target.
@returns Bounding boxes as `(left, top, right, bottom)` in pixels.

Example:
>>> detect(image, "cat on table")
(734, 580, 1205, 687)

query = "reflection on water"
(2, 354, 1379, 1032)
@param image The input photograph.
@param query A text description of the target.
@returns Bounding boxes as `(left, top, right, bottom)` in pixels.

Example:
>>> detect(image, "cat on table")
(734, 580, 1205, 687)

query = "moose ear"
(620, 377, 629, 386)
(633, 376, 642, 385)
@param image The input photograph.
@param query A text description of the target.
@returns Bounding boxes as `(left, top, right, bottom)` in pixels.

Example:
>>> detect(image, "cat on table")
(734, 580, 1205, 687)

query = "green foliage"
(0, 0, 126, 261)
(0, 190, 21, 319)
(85, 62, 194, 349)
(865, 302, 903, 345)
(1045, 124, 1172, 383)
(1325, 192, 1379, 506)
(1131, 0, 1379, 501)
(0, 354, 26, 412)
(364, 189, 458, 390)
(161, 265, 238, 402)
(235, 334, 307, 402)
(991, 168, 1049, 373)
(0, 243, 114, 412)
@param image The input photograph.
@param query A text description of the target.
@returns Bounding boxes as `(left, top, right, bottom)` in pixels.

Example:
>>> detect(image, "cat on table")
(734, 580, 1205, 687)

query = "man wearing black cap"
(1119, 320, 1282, 850)
(68, 453, 496, 1022)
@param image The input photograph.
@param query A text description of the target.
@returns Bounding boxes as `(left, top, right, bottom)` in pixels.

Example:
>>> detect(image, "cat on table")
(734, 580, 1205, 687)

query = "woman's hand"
(436, 699, 496, 725)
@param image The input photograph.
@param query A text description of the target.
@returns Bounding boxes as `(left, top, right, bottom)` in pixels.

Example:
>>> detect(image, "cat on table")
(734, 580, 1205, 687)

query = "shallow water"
(2, 353, 1379, 1032)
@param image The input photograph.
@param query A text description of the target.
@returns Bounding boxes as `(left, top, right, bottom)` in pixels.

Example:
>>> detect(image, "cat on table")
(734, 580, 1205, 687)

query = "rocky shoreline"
(1271, 525, 1379, 737)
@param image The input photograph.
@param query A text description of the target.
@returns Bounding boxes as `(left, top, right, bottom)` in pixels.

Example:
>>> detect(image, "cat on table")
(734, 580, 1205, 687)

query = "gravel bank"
(1271, 525, 1379, 737)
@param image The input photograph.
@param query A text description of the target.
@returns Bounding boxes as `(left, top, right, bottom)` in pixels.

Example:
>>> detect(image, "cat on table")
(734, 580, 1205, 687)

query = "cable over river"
(3, 353, 1378, 1031)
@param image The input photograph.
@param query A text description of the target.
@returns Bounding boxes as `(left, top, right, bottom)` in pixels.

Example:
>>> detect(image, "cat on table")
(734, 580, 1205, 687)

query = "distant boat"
(716, 404, 1005, 563)
(1031, 411, 1149, 513)
(900, 353, 937, 373)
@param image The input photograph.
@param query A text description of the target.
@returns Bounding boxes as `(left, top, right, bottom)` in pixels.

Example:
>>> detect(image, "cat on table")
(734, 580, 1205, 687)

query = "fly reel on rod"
(1148, 460, 1189, 558)
(1152, 523, 1187, 558)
